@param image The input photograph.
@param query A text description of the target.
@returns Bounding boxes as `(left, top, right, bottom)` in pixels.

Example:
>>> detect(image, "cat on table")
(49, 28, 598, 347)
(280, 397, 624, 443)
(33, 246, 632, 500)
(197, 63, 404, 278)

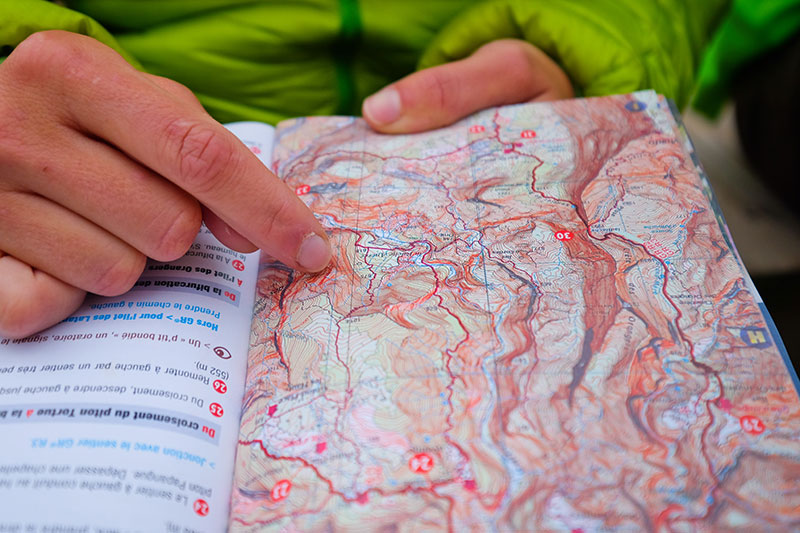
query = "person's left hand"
(362, 39, 574, 133)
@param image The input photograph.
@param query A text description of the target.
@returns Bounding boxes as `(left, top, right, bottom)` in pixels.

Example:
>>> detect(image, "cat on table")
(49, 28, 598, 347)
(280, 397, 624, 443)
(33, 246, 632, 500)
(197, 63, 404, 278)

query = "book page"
(230, 93, 800, 531)
(223, 121, 276, 170)
(0, 122, 274, 533)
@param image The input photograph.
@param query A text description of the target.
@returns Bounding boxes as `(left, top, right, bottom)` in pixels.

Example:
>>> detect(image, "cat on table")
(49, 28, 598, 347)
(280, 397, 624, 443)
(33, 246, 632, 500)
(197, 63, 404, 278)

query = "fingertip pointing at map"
(296, 233, 331, 272)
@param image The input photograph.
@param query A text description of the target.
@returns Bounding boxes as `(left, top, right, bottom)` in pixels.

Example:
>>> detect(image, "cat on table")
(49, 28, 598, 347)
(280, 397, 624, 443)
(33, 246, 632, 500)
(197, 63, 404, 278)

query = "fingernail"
(296, 233, 331, 272)
(363, 87, 402, 125)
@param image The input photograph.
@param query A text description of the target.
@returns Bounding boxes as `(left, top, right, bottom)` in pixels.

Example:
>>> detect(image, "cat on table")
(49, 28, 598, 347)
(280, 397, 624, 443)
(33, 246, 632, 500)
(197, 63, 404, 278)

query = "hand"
(0, 31, 331, 338)
(362, 39, 573, 133)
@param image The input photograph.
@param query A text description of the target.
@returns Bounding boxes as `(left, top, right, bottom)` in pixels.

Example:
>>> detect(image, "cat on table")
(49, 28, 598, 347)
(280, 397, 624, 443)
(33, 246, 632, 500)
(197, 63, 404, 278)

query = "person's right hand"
(0, 31, 331, 339)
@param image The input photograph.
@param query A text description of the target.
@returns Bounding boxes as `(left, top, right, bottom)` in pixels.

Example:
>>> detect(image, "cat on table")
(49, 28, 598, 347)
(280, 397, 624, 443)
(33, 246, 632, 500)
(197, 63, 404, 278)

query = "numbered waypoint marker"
(469, 125, 485, 134)
(409, 453, 434, 474)
(209, 403, 224, 418)
(555, 231, 574, 241)
(521, 130, 536, 139)
(193, 499, 209, 517)
(232, 260, 245, 272)
(740, 415, 765, 435)
(295, 184, 311, 196)
(212, 379, 227, 394)
(271, 479, 292, 502)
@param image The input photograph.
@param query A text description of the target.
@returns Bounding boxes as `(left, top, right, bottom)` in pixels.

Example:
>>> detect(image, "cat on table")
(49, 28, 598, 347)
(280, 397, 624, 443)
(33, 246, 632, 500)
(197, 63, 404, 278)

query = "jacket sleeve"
(418, 0, 728, 109)
(693, 0, 800, 116)
(0, 0, 140, 68)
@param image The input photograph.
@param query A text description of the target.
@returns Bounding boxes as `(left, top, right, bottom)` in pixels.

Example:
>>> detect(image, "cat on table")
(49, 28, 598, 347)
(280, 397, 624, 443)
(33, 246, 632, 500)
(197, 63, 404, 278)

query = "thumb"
(362, 39, 573, 134)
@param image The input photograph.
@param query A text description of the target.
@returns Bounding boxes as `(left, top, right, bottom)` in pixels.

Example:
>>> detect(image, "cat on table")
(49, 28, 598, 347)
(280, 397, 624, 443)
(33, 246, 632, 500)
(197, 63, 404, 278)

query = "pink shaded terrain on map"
(230, 93, 800, 531)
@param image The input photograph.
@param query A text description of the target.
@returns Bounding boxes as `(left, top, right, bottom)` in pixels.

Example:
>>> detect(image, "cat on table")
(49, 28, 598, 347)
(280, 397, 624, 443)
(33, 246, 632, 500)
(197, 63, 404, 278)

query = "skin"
(363, 39, 574, 133)
(0, 34, 572, 339)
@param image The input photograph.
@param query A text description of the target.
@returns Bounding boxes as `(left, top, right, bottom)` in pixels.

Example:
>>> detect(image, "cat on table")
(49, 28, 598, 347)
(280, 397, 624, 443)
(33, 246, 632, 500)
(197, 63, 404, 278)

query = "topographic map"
(230, 92, 800, 531)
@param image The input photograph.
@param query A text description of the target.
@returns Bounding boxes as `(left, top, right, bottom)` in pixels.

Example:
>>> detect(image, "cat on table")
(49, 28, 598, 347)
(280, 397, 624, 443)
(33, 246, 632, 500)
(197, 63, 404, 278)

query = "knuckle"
(7, 31, 53, 66)
(92, 251, 146, 296)
(3, 35, 46, 82)
(8, 31, 87, 83)
(508, 44, 535, 72)
(486, 40, 541, 87)
(165, 119, 239, 195)
(150, 201, 202, 261)
(150, 75, 200, 104)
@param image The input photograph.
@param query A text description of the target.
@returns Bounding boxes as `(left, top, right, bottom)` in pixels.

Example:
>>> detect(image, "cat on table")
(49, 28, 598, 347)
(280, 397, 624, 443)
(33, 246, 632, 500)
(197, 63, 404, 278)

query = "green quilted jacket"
(0, 0, 792, 124)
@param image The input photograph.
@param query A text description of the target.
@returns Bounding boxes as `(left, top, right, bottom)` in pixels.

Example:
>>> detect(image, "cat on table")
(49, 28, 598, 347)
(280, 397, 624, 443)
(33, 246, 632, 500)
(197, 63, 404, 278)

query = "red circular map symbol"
(295, 184, 311, 196)
(212, 380, 227, 394)
(193, 499, 209, 517)
(271, 479, 292, 502)
(469, 125, 485, 134)
(232, 260, 245, 271)
(740, 415, 765, 435)
(521, 130, 536, 139)
(209, 403, 224, 418)
(409, 453, 434, 474)
(555, 231, 574, 241)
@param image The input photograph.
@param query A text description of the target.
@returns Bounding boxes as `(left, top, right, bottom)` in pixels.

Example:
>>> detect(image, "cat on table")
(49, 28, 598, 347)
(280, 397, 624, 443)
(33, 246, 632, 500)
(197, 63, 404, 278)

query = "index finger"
(52, 33, 331, 272)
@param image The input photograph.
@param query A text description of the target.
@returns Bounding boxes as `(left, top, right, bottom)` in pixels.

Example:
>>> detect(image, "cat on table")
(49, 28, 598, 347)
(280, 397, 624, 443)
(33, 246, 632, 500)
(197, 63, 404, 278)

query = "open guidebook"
(1, 91, 798, 532)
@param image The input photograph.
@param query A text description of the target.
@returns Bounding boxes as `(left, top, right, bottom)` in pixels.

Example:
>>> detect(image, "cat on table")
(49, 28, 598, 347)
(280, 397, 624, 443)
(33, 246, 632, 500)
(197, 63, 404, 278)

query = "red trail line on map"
(238, 438, 462, 529)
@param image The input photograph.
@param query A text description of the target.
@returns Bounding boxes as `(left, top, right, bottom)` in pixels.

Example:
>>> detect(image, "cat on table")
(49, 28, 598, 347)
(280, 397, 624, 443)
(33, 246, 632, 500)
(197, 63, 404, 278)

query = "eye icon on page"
(213, 346, 232, 360)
